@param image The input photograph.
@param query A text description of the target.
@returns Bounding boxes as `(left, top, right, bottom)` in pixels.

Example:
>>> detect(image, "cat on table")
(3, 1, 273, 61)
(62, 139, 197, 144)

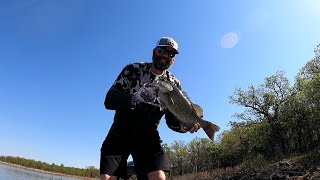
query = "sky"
(1, 0, 320, 169)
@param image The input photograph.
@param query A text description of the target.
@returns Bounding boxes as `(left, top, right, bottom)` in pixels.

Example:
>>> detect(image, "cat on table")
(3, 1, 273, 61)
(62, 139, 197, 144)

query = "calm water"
(0, 164, 80, 180)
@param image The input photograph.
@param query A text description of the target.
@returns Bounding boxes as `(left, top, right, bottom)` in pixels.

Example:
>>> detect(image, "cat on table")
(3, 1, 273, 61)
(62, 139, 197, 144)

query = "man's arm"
(165, 110, 201, 133)
(164, 110, 186, 133)
(104, 64, 133, 110)
(104, 87, 133, 110)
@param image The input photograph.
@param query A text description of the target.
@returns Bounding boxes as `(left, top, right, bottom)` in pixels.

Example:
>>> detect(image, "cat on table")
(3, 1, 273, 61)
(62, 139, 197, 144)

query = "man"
(100, 37, 201, 180)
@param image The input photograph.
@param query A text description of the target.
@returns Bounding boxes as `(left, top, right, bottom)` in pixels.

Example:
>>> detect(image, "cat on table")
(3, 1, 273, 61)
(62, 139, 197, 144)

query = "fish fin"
(180, 90, 194, 106)
(191, 103, 204, 118)
(181, 91, 191, 101)
(203, 121, 220, 140)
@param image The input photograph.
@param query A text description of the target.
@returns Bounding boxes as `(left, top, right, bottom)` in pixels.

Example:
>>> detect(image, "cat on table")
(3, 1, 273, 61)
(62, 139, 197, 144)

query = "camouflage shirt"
(104, 62, 184, 142)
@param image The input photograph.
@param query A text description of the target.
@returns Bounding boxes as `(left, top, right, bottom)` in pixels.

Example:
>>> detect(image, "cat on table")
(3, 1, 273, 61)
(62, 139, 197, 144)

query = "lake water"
(0, 163, 80, 180)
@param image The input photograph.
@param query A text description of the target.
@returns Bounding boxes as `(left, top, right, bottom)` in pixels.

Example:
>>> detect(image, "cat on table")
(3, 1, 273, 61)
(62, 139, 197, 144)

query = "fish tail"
(203, 121, 220, 140)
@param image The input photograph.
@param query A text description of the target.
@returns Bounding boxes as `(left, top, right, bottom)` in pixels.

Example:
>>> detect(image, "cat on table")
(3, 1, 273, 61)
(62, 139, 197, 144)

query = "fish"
(152, 78, 220, 140)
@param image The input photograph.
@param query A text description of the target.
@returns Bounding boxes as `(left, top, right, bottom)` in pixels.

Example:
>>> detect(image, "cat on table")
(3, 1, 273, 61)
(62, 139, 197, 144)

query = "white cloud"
(220, 32, 239, 48)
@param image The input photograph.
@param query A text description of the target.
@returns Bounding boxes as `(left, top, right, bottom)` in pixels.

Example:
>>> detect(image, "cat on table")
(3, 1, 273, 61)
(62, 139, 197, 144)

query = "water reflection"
(0, 163, 80, 180)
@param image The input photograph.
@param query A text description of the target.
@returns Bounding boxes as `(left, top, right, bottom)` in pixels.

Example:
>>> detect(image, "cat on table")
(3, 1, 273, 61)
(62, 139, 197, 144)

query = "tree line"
(162, 44, 320, 176)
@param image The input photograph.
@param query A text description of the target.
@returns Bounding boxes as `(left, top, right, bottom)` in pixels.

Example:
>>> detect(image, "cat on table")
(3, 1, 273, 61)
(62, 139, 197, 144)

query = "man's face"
(152, 47, 176, 71)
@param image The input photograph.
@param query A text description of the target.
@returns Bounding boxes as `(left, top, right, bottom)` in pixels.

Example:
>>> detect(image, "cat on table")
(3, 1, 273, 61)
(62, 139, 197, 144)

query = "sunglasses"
(156, 47, 176, 58)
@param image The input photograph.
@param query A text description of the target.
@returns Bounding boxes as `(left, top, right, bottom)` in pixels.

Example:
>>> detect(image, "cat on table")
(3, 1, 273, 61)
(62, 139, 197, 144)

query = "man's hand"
(131, 83, 158, 106)
(181, 123, 201, 133)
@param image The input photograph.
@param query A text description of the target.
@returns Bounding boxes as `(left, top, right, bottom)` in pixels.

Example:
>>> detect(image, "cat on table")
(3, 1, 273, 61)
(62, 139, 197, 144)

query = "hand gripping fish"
(152, 79, 220, 140)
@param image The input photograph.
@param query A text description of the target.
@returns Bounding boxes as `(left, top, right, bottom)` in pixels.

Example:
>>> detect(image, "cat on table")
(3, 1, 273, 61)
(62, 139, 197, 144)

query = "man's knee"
(100, 174, 118, 180)
(147, 170, 166, 180)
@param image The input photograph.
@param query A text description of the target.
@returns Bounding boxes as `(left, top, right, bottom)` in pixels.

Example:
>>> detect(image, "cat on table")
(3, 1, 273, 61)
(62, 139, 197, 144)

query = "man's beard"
(152, 55, 170, 71)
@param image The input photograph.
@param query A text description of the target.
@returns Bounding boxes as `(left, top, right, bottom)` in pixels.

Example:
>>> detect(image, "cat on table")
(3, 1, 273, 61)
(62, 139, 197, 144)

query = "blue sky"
(1, 1, 320, 168)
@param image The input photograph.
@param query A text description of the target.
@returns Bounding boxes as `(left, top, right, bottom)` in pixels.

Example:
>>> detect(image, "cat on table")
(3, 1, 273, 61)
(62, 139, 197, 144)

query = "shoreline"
(0, 161, 97, 180)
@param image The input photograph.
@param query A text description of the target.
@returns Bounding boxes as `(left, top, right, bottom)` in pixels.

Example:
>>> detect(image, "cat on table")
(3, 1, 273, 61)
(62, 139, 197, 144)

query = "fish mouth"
(152, 79, 173, 93)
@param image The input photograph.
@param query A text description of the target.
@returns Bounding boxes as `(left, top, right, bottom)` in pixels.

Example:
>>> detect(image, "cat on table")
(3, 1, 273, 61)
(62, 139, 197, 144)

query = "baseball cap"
(156, 37, 179, 54)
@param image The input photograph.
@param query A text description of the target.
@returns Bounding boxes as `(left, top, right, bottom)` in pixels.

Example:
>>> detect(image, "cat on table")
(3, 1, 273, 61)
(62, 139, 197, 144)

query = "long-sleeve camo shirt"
(104, 62, 185, 143)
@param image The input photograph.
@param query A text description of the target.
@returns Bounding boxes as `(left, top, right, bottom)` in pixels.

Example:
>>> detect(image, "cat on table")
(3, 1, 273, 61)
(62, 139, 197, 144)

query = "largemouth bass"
(152, 79, 220, 140)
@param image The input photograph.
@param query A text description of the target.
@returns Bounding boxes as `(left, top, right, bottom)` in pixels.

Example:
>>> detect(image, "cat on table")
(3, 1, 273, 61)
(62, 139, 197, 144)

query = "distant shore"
(0, 161, 97, 180)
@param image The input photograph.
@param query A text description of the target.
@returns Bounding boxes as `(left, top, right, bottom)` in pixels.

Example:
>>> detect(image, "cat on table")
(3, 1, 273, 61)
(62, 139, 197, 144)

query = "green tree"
(230, 71, 293, 157)
(170, 140, 188, 175)
(187, 137, 211, 173)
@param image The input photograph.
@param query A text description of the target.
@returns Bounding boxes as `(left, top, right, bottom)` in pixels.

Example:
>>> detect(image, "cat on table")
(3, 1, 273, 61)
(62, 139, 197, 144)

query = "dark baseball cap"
(156, 37, 179, 54)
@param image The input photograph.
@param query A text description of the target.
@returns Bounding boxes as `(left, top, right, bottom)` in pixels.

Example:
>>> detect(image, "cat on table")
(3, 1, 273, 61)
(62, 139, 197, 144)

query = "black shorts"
(100, 137, 170, 179)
